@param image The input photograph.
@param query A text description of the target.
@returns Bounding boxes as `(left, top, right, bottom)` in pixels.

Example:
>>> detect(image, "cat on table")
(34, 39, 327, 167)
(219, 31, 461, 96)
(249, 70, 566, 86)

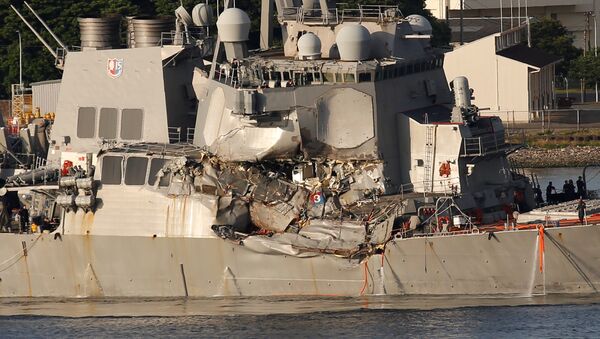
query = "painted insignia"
(107, 58, 124, 78)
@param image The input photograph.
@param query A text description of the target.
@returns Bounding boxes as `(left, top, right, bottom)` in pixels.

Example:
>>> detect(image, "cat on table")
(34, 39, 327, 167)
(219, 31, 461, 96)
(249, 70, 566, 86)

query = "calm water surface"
(525, 167, 600, 191)
(1, 295, 600, 337)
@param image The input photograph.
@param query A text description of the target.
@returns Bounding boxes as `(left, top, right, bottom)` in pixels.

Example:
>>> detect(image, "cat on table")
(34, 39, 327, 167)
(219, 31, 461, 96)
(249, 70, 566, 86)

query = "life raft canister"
(437, 216, 450, 226)
(439, 161, 451, 177)
(61, 160, 73, 176)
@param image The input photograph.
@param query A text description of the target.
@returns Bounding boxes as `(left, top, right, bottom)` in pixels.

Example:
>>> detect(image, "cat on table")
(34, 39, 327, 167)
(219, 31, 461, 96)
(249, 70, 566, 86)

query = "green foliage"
(530, 18, 582, 75)
(0, 0, 449, 99)
(569, 51, 600, 85)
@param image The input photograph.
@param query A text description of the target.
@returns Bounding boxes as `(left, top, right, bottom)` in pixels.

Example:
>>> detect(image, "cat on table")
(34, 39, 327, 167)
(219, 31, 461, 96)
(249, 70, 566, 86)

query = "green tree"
(530, 18, 581, 75)
(569, 52, 600, 86)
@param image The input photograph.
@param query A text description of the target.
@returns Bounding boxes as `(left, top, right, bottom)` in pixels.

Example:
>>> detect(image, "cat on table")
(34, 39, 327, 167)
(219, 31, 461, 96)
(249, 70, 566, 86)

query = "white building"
(426, 0, 599, 49)
(443, 27, 561, 122)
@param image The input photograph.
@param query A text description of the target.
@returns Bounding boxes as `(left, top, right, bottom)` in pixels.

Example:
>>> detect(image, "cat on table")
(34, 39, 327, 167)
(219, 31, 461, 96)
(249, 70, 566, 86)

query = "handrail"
(168, 127, 181, 144)
(285, 4, 399, 24)
(186, 127, 195, 143)
(399, 176, 461, 197)
(461, 134, 509, 156)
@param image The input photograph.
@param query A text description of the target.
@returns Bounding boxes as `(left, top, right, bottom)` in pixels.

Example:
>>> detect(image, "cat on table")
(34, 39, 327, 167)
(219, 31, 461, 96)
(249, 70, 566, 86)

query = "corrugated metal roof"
(32, 80, 61, 114)
(496, 43, 562, 68)
(30, 79, 61, 86)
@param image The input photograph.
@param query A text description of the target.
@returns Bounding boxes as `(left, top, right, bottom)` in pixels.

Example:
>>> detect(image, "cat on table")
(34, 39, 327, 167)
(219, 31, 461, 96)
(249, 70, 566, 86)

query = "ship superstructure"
(0, 1, 597, 298)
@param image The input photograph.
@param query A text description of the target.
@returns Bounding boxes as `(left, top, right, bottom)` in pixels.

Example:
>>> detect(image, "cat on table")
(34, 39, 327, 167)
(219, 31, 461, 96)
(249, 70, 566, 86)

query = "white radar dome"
(216, 8, 251, 42)
(406, 14, 433, 35)
(175, 6, 193, 26)
(192, 3, 213, 26)
(297, 32, 321, 59)
(335, 24, 372, 61)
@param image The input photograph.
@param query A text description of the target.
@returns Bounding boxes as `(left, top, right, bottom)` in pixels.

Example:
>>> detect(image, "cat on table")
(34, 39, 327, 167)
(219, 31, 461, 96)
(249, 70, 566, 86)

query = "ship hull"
(0, 225, 599, 297)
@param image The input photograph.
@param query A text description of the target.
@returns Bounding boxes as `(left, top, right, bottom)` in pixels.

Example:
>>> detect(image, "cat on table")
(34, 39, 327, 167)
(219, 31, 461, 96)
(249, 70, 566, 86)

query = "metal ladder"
(423, 125, 435, 193)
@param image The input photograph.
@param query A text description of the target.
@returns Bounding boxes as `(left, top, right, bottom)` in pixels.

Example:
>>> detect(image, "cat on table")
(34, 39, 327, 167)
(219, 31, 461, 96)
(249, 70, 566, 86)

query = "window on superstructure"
(124, 156, 149, 186)
(120, 109, 144, 140)
(98, 108, 118, 139)
(344, 73, 355, 83)
(283, 72, 291, 81)
(101, 156, 123, 185)
(294, 72, 304, 86)
(306, 73, 314, 84)
(323, 72, 335, 83)
(358, 72, 372, 82)
(77, 107, 96, 139)
(148, 158, 171, 187)
(313, 72, 322, 83)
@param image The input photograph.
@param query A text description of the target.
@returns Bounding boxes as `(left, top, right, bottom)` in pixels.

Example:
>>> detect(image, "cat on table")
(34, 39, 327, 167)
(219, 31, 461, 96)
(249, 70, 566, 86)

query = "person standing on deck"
(0, 202, 9, 232)
(576, 176, 587, 198)
(18, 207, 29, 234)
(577, 199, 587, 224)
(534, 185, 544, 207)
(568, 180, 576, 200)
(546, 182, 556, 204)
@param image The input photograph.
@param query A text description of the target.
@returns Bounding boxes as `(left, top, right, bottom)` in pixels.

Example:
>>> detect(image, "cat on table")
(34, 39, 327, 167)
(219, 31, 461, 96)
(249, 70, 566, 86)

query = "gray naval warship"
(0, 0, 599, 298)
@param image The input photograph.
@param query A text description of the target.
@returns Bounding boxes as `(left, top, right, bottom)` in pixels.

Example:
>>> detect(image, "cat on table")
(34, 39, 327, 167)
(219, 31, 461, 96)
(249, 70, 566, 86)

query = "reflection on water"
(1, 294, 600, 317)
(1, 295, 600, 337)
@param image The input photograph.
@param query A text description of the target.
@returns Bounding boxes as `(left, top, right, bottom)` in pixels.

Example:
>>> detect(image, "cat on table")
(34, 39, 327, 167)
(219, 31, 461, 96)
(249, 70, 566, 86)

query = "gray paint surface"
(0, 225, 598, 297)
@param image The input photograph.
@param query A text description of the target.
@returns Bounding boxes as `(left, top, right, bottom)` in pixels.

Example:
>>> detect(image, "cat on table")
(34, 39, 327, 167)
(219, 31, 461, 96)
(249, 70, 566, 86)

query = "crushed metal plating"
(150, 148, 400, 259)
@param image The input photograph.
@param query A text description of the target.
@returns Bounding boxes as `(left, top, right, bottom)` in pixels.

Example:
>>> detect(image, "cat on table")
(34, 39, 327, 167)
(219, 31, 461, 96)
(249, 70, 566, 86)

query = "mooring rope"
(0, 234, 43, 272)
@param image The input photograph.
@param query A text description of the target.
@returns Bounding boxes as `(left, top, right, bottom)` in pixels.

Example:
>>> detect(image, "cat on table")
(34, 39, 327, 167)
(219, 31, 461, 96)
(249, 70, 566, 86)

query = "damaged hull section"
(1, 225, 599, 297)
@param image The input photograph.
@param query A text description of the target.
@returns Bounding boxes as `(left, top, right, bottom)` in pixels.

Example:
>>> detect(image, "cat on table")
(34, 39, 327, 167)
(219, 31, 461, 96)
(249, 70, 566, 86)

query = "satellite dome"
(406, 14, 433, 35)
(216, 8, 251, 42)
(192, 3, 213, 26)
(335, 24, 372, 61)
(175, 6, 193, 26)
(297, 32, 321, 60)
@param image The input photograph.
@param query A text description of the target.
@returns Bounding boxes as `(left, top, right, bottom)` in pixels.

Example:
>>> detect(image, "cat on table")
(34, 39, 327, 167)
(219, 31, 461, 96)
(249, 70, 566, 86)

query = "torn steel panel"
(215, 196, 250, 233)
(299, 219, 366, 248)
(241, 230, 362, 258)
(249, 189, 308, 233)
(250, 202, 295, 233)
(217, 167, 252, 196)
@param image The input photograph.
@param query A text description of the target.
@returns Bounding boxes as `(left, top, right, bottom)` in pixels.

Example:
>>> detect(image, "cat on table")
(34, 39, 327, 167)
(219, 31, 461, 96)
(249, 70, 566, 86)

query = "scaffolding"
(11, 83, 32, 123)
